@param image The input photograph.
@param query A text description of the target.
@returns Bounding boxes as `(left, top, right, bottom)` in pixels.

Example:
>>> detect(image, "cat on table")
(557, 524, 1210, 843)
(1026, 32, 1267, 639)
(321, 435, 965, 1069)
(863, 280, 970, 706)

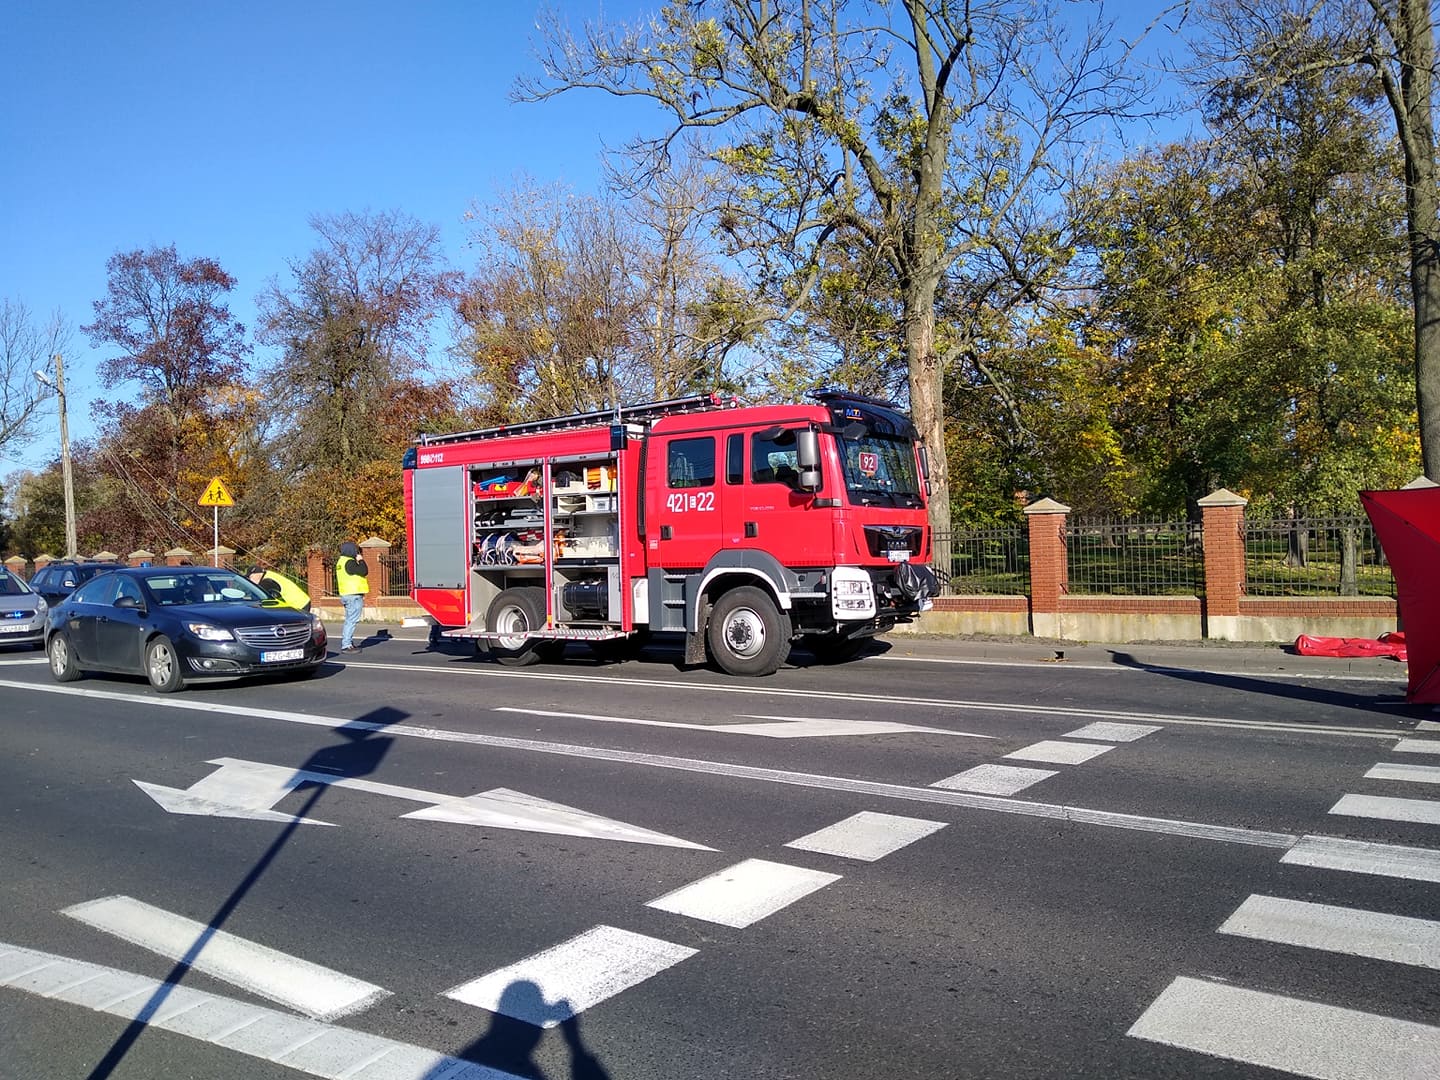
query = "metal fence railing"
(316, 553, 411, 598)
(1065, 518, 1203, 596)
(937, 526, 1029, 595)
(1244, 514, 1394, 597)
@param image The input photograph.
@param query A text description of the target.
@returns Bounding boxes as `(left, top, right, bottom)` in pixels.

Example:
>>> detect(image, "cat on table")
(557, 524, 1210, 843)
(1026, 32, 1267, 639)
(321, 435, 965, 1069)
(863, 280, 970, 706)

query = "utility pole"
(35, 354, 77, 559)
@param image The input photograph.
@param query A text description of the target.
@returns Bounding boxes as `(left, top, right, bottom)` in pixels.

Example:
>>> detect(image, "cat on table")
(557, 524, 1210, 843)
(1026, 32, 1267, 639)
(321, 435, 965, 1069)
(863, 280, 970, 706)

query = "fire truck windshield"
(838, 431, 923, 507)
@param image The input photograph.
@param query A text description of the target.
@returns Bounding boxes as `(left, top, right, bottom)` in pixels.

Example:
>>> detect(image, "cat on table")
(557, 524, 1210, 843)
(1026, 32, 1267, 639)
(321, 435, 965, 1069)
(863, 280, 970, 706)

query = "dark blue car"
(46, 566, 328, 692)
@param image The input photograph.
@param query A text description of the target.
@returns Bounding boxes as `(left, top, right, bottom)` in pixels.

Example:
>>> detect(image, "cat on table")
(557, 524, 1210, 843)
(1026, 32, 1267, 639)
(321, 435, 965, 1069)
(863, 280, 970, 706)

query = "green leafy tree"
(518, 0, 1150, 546)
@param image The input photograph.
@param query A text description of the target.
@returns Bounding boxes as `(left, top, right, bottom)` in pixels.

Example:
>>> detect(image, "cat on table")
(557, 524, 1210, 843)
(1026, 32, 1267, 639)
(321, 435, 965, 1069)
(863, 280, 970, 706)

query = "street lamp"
(34, 353, 77, 559)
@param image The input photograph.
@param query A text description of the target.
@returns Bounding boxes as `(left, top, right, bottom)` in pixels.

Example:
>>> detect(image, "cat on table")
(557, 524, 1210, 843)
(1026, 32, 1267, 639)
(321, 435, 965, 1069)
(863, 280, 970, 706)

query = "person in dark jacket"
(335, 541, 369, 652)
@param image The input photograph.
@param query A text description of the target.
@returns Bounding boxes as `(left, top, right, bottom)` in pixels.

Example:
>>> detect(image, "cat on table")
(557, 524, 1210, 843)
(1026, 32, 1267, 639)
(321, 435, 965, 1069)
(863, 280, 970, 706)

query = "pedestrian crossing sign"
(198, 477, 234, 507)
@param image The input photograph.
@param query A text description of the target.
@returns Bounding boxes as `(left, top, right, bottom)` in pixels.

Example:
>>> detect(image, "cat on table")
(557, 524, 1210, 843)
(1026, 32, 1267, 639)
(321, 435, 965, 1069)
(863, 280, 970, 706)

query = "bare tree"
(0, 299, 70, 458)
(517, 0, 1150, 545)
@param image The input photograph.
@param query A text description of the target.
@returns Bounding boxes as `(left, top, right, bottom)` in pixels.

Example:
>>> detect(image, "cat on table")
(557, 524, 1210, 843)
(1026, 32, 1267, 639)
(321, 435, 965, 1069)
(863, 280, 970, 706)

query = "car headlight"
(186, 622, 235, 642)
(35, 597, 48, 614)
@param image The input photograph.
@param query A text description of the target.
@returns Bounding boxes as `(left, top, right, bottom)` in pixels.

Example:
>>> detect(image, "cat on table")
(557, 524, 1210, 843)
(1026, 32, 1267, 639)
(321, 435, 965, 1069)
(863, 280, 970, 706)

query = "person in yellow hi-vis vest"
(335, 541, 370, 652)
(246, 566, 311, 612)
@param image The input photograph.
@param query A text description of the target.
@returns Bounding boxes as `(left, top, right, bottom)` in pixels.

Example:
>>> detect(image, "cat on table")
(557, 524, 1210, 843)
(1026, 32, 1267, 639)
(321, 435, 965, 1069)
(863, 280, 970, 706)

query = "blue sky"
(1, 1, 1187, 476)
(1, 0, 663, 471)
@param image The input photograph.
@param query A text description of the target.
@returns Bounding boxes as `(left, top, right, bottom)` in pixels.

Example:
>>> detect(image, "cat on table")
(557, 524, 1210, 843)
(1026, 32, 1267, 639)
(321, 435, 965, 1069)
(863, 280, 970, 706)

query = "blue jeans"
(341, 593, 364, 649)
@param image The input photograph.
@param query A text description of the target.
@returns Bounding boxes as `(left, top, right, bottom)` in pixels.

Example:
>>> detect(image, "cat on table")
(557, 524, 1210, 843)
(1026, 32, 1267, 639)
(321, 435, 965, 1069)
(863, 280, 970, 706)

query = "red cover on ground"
(1294, 633, 1406, 661)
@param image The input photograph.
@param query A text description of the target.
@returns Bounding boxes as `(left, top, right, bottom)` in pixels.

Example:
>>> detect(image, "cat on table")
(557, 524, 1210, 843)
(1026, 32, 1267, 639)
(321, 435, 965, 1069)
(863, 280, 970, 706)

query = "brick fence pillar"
(164, 547, 195, 567)
(1199, 488, 1248, 640)
(33, 554, 55, 575)
(4, 555, 27, 579)
(1024, 497, 1070, 639)
(126, 549, 156, 568)
(307, 548, 327, 599)
(209, 545, 235, 570)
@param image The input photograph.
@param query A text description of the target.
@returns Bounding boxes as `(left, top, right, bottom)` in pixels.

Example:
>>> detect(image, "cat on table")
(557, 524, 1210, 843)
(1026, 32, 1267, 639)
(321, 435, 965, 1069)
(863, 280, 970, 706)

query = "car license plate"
(260, 647, 305, 663)
(0, 623, 30, 633)
(887, 549, 911, 562)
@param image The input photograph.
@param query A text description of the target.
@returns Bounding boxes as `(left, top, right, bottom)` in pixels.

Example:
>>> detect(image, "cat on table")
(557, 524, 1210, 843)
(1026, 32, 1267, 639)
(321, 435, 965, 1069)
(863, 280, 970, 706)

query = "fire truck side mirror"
(796, 428, 822, 492)
(918, 442, 932, 497)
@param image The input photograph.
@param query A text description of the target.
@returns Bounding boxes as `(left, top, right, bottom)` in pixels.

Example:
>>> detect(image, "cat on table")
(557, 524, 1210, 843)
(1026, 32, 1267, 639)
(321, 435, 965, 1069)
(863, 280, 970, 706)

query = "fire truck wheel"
(481, 587, 548, 666)
(707, 586, 791, 677)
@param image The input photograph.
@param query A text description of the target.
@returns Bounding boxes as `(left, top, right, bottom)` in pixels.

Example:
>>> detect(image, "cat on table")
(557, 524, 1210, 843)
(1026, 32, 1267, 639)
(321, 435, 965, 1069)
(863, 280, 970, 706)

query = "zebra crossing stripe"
(931, 764, 1058, 795)
(1218, 894, 1440, 970)
(62, 895, 389, 1021)
(1328, 794, 1440, 826)
(1063, 722, 1162, 742)
(1128, 975, 1440, 1079)
(1393, 738, 1440, 755)
(0, 942, 517, 1079)
(1004, 740, 1115, 765)
(1282, 835, 1440, 883)
(785, 811, 946, 861)
(647, 859, 841, 928)
(1365, 762, 1440, 785)
(443, 925, 696, 1029)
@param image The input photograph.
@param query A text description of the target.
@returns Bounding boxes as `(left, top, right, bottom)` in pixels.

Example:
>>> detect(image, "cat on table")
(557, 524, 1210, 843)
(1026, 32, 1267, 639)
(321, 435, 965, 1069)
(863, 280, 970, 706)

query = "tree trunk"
(905, 281, 949, 587)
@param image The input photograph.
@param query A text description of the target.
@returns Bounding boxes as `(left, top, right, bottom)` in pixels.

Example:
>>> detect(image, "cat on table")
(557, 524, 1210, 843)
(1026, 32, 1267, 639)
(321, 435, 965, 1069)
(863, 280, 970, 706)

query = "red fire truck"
(402, 390, 940, 676)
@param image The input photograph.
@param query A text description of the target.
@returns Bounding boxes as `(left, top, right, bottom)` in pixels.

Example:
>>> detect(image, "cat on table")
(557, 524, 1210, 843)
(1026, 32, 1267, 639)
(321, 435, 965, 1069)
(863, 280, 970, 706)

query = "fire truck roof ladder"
(417, 393, 736, 447)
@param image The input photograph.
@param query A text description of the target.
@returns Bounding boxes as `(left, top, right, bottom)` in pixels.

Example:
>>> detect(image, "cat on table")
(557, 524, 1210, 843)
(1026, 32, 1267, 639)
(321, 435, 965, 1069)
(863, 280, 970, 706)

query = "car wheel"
(479, 587, 548, 666)
(706, 586, 791, 677)
(144, 636, 186, 693)
(47, 633, 81, 682)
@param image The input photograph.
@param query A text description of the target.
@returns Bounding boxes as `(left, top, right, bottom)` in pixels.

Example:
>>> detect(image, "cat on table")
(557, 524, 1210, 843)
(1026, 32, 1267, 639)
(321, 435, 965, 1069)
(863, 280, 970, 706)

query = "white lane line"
(0, 678, 1297, 850)
(443, 925, 696, 1029)
(0, 657, 47, 665)
(1282, 835, 1440, 883)
(875, 652, 1401, 683)
(496, 706, 993, 740)
(1218, 894, 1440, 969)
(1366, 762, 1440, 785)
(1394, 738, 1440, 755)
(0, 672, 1408, 742)
(1004, 740, 1115, 765)
(1417, 720, 1440, 731)
(61, 895, 390, 1021)
(1063, 722, 1162, 742)
(1329, 794, 1440, 826)
(931, 763, 1058, 795)
(784, 811, 946, 861)
(1127, 975, 1440, 1079)
(647, 859, 841, 928)
(0, 941, 514, 1079)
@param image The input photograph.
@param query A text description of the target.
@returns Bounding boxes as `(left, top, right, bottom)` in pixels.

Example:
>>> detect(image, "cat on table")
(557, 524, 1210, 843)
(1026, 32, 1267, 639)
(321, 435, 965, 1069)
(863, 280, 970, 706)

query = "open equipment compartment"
(547, 454, 623, 626)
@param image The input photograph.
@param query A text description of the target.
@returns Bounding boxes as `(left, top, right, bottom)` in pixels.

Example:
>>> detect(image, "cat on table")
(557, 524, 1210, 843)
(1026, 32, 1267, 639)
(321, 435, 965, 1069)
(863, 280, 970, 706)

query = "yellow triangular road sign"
(198, 476, 234, 507)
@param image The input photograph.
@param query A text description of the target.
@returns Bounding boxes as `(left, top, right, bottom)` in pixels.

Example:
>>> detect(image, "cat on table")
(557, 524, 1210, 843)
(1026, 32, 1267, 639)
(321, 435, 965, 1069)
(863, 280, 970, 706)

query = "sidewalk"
(358, 622, 1408, 682)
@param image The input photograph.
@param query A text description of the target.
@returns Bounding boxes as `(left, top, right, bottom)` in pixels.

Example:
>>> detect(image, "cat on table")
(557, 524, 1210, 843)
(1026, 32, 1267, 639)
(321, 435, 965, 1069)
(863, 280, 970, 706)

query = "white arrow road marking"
(785, 811, 946, 861)
(134, 759, 333, 825)
(138, 757, 712, 850)
(1128, 976, 1440, 1079)
(62, 895, 390, 1020)
(495, 706, 994, 740)
(444, 926, 697, 1029)
(0, 942, 520, 1079)
(647, 859, 841, 928)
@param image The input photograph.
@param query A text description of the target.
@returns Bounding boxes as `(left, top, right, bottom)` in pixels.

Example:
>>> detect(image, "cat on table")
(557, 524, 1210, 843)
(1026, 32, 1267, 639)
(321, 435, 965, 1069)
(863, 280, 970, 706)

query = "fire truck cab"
(403, 391, 939, 676)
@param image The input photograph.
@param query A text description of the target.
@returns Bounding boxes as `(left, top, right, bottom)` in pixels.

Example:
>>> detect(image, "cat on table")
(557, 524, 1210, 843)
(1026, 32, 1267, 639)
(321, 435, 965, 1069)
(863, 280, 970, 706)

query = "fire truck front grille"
(863, 525, 923, 558)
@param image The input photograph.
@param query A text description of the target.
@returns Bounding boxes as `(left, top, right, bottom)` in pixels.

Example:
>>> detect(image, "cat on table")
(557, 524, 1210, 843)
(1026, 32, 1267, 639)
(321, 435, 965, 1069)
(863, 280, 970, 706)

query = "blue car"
(46, 566, 327, 692)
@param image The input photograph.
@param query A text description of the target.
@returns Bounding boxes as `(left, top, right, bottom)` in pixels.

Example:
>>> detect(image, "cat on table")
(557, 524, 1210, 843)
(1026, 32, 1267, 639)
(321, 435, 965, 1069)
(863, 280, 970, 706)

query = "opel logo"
(272, 625, 286, 638)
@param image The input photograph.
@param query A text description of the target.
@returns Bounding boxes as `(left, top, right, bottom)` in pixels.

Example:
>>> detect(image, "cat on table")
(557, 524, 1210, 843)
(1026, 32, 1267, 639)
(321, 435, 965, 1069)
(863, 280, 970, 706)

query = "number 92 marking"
(666, 491, 716, 513)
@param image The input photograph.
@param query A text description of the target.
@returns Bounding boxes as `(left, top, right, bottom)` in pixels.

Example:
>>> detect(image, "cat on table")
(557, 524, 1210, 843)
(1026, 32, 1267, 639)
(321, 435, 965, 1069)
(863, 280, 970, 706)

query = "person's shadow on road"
(430, 979, 611, 1080)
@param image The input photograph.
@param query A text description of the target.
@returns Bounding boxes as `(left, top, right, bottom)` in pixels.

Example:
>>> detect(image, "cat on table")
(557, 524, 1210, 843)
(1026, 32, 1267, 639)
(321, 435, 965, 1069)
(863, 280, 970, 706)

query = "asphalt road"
(1, 631, 1437, 1080)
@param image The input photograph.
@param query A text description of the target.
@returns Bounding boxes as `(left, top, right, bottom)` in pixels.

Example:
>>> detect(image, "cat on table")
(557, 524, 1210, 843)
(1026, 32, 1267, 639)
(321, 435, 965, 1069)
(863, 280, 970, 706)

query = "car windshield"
(0, 572, 30, 596)
(145, 571, 270, 607)
(55, 565, 111, 588)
